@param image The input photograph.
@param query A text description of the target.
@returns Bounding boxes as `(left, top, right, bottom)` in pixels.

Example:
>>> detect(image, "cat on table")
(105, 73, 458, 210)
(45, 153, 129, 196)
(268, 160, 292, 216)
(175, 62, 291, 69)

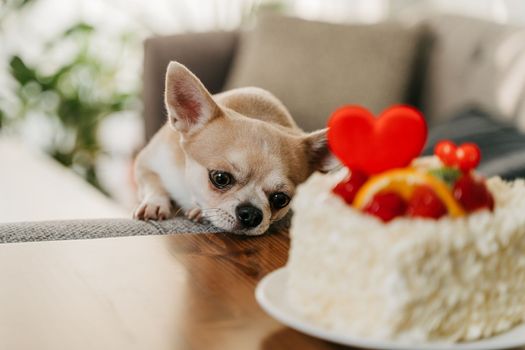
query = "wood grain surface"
(0, 232, 349, 350)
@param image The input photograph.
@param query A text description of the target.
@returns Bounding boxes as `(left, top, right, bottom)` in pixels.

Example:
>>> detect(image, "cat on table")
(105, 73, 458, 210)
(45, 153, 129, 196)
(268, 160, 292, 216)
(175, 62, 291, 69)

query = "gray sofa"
(143, 14, 525, 177)
(3, 13, 525, 243)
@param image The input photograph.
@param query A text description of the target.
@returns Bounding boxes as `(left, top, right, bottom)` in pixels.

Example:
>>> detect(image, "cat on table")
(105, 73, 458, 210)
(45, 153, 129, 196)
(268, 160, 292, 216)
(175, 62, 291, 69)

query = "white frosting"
(287, 170, 525, 342)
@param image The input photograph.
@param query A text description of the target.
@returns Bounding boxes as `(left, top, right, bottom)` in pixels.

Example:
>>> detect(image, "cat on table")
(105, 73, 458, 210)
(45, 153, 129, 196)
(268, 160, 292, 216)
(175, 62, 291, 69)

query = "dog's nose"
(236, 204, 263, 228)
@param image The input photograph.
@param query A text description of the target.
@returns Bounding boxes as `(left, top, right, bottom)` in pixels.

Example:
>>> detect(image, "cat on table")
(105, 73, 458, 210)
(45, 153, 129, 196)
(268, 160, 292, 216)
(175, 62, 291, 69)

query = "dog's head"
(165, 62, 337, 235)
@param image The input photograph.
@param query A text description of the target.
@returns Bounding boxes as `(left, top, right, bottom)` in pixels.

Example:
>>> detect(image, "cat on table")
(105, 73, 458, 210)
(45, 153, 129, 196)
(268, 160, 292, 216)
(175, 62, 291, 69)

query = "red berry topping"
(363, 191, 407, 222)
(456, 143, 481, 172)
(434, 140, 457, 167)
(434, 140, 481, 172)
(453, 174, 494, 212)
(406, 185, 447, 219)
(332, 170, 368, 205)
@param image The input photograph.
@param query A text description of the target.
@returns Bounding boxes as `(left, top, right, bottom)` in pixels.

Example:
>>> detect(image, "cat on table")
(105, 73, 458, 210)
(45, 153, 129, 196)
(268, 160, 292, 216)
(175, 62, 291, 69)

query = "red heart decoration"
(327, 105, 427, 175)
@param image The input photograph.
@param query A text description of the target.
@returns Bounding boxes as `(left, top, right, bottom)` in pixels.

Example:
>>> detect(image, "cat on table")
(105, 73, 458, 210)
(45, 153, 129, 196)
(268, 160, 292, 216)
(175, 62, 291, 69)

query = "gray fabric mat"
(0, 217, 224, 244)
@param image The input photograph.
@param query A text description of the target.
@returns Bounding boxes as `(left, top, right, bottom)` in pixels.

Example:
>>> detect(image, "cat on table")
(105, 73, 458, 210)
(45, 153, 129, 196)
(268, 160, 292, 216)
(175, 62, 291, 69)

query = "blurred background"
(2, 0, 525, 222)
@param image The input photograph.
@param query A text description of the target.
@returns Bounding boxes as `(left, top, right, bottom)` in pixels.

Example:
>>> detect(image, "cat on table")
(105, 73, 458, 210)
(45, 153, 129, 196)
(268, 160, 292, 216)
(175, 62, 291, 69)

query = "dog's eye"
(209, 170, 233, 189)
(269, 192, 290, 209)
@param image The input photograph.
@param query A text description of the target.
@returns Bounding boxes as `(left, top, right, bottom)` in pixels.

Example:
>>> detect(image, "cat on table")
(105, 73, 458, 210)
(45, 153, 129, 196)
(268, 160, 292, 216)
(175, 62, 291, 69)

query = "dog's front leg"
(133, 165, 173, 221)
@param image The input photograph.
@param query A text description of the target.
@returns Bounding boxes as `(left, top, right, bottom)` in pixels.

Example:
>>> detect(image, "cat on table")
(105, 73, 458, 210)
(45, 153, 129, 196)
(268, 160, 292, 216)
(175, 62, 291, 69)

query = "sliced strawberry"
(407, 185, 447, 219)
(453, 174, 494, 212)
(363, 191, 407, 222)
(332, 170, 368, 205)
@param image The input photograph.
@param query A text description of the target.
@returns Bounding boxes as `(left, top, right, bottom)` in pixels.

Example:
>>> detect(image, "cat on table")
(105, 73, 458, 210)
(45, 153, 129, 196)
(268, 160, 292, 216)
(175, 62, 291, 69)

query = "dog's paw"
(134, 196, 172, 221)
(185, 207, 202, 222)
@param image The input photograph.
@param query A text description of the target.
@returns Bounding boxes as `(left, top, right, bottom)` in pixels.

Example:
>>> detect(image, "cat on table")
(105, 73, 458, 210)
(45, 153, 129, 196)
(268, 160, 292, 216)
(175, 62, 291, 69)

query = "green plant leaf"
(9, 55, 37, 86)
(16, 0, 37, 8)
(63, 22, 95, 37)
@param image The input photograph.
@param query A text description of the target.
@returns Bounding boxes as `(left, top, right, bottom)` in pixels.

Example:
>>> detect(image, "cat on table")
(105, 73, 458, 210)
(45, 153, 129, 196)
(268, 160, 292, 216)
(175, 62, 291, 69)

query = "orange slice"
(353, 168, 465, 217)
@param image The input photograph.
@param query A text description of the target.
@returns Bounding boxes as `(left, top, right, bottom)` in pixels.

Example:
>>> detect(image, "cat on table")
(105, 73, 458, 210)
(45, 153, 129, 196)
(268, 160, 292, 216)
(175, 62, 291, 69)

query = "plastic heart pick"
(327, 105, 427, 175)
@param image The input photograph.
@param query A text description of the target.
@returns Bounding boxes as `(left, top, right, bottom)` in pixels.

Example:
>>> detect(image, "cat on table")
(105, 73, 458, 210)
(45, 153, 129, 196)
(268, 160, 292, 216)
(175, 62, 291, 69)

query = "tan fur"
(134, 62, 336, 235)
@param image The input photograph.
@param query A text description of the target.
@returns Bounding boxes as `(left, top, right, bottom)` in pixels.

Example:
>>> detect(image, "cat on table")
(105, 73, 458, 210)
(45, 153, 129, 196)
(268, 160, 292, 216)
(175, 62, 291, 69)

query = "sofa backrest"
(420, 15, 525, 130)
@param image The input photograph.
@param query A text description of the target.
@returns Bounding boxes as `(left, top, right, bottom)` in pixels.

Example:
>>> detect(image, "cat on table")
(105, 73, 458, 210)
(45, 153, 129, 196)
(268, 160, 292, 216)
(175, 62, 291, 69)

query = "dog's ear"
(304, 128, 341, 173)
(165, 61, 220, 134)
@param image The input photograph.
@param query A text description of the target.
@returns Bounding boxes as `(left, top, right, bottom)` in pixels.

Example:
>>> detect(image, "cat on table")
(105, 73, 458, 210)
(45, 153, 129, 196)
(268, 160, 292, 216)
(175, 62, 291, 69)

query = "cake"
(286, 105, 525, 342)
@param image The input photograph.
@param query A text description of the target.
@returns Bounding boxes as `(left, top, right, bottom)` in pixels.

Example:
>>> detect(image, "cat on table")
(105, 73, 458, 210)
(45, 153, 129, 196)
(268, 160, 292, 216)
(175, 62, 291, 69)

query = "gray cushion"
(421, 14, 525, 129)
(226, 14, 423, 131)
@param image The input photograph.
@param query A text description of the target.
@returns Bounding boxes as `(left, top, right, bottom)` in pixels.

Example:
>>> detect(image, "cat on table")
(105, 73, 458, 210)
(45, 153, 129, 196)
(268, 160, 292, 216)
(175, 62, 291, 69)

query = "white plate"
(255, 267, 525, 350)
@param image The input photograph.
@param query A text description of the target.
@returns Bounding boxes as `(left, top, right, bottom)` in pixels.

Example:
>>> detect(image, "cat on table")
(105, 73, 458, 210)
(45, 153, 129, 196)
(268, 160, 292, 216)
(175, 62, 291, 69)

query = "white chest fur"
(146, 142, 194, 210)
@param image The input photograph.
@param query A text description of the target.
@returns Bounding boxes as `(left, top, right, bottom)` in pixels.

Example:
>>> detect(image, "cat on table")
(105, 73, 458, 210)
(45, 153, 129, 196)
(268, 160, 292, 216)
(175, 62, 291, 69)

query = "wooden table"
(0, 232, 347, 350)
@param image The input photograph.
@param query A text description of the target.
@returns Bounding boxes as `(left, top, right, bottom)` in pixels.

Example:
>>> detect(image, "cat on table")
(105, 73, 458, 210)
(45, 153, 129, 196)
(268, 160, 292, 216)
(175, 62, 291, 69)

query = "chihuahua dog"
(133, 61, 336, 235)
